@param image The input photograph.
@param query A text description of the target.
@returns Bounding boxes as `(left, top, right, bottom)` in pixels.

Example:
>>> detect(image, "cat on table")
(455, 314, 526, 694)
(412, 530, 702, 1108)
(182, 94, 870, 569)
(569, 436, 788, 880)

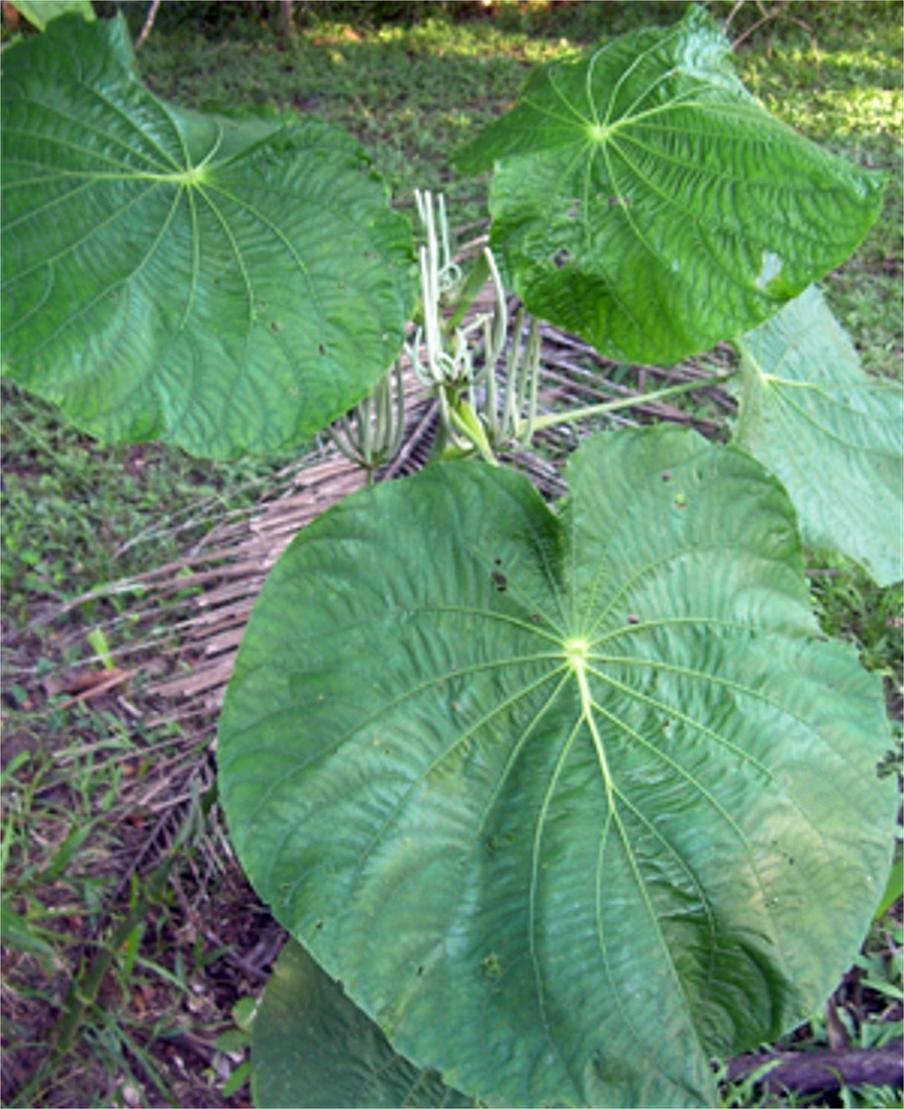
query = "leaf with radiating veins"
(220, 426, 896, 1107)
(1, 16, 413, 459)
(456, 6, 885, 364)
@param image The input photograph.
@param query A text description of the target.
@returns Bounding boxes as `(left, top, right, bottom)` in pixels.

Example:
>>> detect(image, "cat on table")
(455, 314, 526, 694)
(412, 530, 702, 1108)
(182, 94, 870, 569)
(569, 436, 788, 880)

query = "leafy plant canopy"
(2, 4, 900, 1106)
(0, 15, 414, 459)
(456, 6, 886, 365)
(219, 428, 896, 1108)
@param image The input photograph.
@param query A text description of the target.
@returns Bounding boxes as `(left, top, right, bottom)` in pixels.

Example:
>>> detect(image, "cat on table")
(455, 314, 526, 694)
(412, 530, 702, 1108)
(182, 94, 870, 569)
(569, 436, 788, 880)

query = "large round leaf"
(455, 6, 885, 364)
(219, 428, 895, 1107)
(735, 285, 903, 586)
(253, 939, 474, 1108)
(1, 16, 413, 459)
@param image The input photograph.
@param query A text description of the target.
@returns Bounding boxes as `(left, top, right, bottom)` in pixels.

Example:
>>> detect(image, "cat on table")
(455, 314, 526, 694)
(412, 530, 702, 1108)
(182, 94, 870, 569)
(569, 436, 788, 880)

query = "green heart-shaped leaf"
(456, 6, 884, 364)
(1, 16, 413, 459)
(735, 285, 903, 586)
(219, 427, 895, 1107)
(253, 939, 474, 1108)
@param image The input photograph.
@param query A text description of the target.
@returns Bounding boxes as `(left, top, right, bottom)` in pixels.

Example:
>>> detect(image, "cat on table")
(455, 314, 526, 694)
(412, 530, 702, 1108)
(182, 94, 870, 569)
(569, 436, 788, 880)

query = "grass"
(1, 382, 300, 624)
(1, 710, 269, 1106)
(2, 2, 902, 1106)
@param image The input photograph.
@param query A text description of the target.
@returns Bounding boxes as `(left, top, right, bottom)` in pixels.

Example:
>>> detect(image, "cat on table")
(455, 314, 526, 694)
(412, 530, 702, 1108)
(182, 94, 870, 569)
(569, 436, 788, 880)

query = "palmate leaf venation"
(455, 6, 885, 363)
(1, 15, 413, 459)
(219, 426, 895, 1108)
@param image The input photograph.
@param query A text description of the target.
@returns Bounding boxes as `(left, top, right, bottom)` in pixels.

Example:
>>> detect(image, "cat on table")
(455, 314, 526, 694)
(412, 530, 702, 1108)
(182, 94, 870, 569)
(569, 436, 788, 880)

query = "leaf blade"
(734, 285, 903, 585)
(1, 16, 413, 459)
(456, 7, 885, 363)
(219, 431, 896, 1106)
(253, 940, 474, 1108)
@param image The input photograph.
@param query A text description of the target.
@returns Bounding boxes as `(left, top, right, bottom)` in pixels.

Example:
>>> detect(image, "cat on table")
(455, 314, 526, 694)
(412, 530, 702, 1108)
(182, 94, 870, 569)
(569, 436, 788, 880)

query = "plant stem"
(447, 394, 498, 466)
(530, 372, 735, 432)
(135, 0, 161, 49)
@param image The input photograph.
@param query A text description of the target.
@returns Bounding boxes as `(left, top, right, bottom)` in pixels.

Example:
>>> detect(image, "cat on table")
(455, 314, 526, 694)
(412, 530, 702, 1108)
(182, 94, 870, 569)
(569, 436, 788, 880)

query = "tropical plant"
(1, 5, 900, 1107)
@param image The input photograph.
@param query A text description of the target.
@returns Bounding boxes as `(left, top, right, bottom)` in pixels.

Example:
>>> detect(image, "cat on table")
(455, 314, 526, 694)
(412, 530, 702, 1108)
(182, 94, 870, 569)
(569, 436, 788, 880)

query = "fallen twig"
(726, 1042, 904, 1094)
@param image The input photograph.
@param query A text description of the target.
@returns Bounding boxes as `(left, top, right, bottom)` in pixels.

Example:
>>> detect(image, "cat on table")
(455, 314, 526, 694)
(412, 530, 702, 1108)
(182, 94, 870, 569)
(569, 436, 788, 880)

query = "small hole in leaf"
(566, 199, 582, 218)
(314, 920, 324, 931)
(530, 613, 542, 624)
(551, 248, 571, 269)
(608, 194, 632, 208)
(481, 953, 502, 978)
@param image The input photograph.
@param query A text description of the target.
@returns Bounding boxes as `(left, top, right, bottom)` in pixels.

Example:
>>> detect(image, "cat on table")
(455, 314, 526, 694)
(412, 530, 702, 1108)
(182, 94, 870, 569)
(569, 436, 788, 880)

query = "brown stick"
(726, 1042, 903, 1094)
(135, 0, 161, 49)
